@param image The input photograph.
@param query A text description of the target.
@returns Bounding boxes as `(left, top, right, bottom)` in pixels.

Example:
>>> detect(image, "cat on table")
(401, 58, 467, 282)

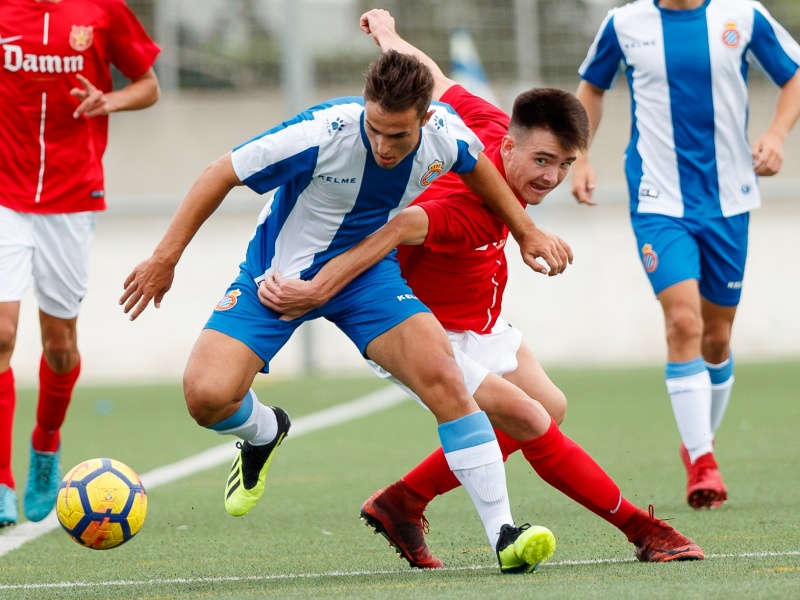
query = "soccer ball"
(55, 458, 147, 550)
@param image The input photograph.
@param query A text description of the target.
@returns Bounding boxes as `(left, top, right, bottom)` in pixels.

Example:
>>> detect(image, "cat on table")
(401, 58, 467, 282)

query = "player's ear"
(500, 134, 516, 158)
(420, 109, 435, 127)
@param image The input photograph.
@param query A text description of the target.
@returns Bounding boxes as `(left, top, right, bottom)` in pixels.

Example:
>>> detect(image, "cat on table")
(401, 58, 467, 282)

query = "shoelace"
(419, 515, 430, 535)
(32, 454, 55, 488)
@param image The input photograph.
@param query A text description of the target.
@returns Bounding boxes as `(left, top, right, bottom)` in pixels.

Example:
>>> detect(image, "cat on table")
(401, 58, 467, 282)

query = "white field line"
(2, 551, 800, 592)
(0, 385, 408, 558)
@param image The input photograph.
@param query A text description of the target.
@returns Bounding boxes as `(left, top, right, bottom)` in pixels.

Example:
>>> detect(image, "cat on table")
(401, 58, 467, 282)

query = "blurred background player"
(571, 0, 800, 509)
(120, 45, 575, 572)
(260, 8, 704, 567)
(0, 0, 160, 527)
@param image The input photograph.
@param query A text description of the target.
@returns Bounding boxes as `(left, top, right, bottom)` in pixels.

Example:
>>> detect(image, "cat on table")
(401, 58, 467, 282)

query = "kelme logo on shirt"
(420, 160, 443, 186)
(215, 289, 241, 311)
(641, 243, 658, 273)
(69, 26, 94, 52)
(721, 22, 741, 49)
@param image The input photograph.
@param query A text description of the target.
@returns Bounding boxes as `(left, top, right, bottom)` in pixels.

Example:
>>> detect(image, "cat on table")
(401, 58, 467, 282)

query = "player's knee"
(183, 376, 227, 427)
(0, 320, 16, 358)
(666, 306, 703, 345)
(42, 343, 79, 373)
(548, 391, 567, 425)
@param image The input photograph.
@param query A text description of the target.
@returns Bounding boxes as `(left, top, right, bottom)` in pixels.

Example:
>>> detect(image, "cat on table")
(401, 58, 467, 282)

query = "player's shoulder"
(607, 0, 658, 24)
(292, 97, 364, 144)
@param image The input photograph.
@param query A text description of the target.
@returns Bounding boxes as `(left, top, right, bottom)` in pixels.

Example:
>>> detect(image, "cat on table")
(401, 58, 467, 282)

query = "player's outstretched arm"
(70, 68, 160, 119)
(360, 8, 456, 100)
(120, 153, 242, 320)
(752, 70, 800, 177)
(258, 206, 429, 320)
(458, 153, 572, 276)
(571, 80, 605, 206)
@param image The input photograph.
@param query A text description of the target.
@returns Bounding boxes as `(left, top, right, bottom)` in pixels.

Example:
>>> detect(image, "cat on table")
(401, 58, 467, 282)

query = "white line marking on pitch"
(2, 551, 800, 591)
(0, 385, 408, 557)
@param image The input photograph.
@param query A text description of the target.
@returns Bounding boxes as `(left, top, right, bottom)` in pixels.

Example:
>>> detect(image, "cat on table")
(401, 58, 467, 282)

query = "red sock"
(403, 427, 516, 502)
(32, 355, 80, 453)
(0, 368, 15, 488)
(519, 419, 638, 531)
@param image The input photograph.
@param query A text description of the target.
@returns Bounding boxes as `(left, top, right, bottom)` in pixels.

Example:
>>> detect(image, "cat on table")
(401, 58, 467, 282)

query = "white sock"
(451, 459, 510, 550)
(706, 356, 734, 435)
(666, 367, 713, 463)
(207, 389, 278, 445)
(439, 411, 512, 550)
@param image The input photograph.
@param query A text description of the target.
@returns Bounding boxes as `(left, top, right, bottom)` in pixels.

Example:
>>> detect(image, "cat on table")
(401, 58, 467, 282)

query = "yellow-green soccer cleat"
(496, 523, 556, 574)
(224, 407, 291, 517)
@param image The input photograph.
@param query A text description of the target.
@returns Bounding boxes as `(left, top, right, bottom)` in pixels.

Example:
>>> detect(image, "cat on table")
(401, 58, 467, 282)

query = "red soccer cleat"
(630, 505, 705, 562)
(680, 443, 727, 509)
(360, 480, 443, 569)
(683, 449, 728, 509)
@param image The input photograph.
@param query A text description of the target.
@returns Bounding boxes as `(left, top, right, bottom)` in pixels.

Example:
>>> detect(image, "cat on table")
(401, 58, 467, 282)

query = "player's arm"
(360, 9, 456, 100)
(457, 153, 572, 276)
(71, 67, 160, 119)
(258, 206, 429, 320)
(752, 69, 800, 177)
(571, 79, 605, 206)
(120, 152, 242, 320)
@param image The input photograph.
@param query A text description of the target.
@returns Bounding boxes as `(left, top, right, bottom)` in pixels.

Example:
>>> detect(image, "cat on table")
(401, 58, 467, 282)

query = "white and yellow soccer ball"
(55, 458, 147, 550)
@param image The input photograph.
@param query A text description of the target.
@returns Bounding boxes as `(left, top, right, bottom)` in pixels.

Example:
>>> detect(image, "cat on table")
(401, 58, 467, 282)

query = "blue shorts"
(204, 257, 430, 373)
(630, 212, 749, 307)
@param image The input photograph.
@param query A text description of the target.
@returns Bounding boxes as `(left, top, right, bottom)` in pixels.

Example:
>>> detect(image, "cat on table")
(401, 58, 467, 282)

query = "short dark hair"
(363, 50, 434, 118)
(509, 88, 590, 153)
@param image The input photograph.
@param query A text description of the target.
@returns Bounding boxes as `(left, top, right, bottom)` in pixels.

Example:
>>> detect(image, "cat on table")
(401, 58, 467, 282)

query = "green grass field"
(2, 362, 799, 599)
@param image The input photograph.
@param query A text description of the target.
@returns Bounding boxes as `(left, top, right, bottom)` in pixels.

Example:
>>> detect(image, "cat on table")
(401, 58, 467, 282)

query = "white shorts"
(367, 318, 523, 409)
(0, 205, 96, 319)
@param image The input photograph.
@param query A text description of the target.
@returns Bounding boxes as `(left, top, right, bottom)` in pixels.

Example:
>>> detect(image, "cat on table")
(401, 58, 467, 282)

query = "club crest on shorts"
(641, 243, 658, 273)
(721, 21, 741, 49)
(69, 25, 94, 52)
(215, 289, 241, 311)
(420, 160, 444, 186)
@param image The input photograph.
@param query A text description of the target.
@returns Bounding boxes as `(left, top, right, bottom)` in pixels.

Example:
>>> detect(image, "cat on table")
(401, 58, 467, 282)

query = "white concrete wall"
(11, 87, 800, 384)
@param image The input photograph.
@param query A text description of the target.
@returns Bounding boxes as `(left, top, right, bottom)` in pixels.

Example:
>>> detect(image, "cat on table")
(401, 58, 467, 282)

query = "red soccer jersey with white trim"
(0, 0, 160, 213)
(397, 85, 522, 332)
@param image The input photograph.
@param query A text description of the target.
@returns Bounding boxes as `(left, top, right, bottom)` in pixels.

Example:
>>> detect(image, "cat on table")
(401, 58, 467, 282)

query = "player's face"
(363, 101, 433, 169)
(501, 129, 577, 205)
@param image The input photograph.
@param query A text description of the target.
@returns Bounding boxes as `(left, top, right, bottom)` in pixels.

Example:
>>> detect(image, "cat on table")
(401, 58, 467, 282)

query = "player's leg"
(335, 263, 552, 572)
(632, 213, 724, 508)
(502, 339, 567, 425)
(0, 302, 20, 527)
(24, 212, 94, 522)
(701, 299, 736, 435)
(0, 206, 35, 526)
(191, 278, 303, 517)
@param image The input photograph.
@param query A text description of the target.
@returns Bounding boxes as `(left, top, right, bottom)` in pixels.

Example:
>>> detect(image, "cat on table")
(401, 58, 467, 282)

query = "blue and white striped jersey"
(579, 0, 800, 218)
(230, 97, 483, 282)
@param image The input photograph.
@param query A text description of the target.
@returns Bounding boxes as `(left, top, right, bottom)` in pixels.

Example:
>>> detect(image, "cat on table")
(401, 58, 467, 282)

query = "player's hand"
(119, 257, 175, 321)
(570, 156, 597, 206)
(70, 74, 115, 118)
(258, 271, 324, 321)
(752, 130, 785, 177)
(360, 9, 396, 43)
(517, 228, 573, 277)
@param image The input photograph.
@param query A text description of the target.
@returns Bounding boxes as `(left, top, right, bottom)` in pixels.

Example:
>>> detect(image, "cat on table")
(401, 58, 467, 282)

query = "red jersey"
(0, 0, 160, 214)
(397, 85, 522, 332)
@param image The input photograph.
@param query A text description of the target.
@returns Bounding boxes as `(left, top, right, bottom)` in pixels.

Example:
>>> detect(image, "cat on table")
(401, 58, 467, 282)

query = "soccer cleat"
(0, 484, 18, 528)
(632, 505, 705, 562)
(496, 523, 556, 574)
(681, 444, 727, 509)
(23, 444, 61, 522)
(685, 451, 727, 510)
(360, 480, 443, 569)
(224, 406, 291, 517)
